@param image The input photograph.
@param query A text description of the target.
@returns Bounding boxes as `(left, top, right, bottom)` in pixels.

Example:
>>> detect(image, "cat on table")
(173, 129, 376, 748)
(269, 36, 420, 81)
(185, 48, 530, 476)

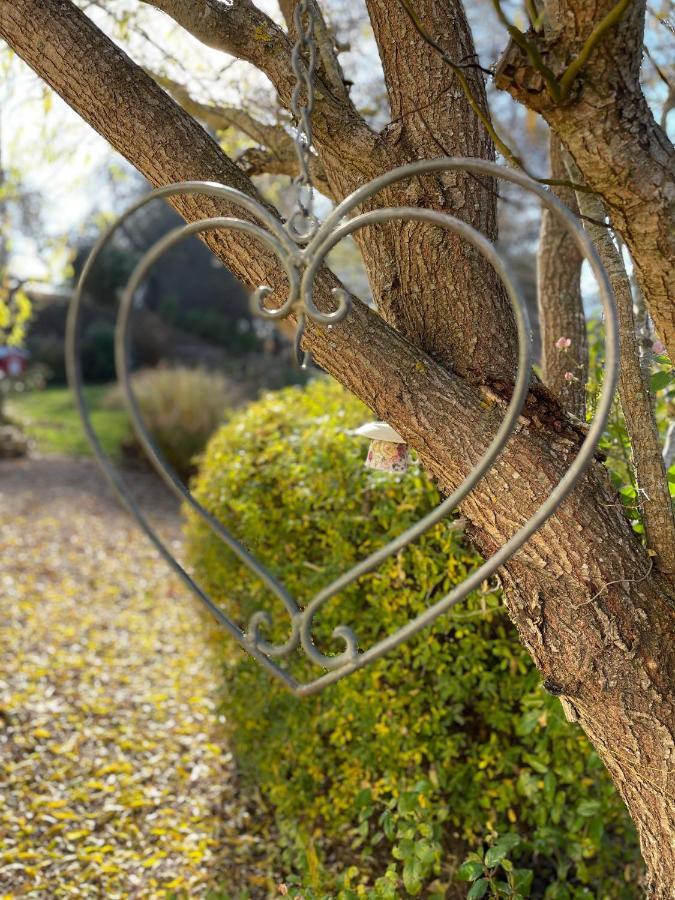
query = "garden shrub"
(185, 378, 641, 898)
(105, 365, 229, 479)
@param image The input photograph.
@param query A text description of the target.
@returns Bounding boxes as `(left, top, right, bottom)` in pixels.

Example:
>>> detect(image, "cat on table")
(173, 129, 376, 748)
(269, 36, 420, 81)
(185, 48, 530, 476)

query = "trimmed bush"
(185, 378, 640, 898)
(105, 365, 229, 479)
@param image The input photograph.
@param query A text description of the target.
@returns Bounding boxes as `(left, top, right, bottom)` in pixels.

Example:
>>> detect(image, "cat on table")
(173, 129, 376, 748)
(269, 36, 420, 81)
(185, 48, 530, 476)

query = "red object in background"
(0, 347, 29, 377)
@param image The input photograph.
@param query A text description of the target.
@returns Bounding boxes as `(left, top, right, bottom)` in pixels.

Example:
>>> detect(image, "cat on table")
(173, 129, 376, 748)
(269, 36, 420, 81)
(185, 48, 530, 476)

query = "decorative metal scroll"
(66, 157, 619, 696)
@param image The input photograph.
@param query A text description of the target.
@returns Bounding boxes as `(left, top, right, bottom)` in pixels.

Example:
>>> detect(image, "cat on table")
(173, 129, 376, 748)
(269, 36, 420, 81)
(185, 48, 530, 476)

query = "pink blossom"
(555, 337, 572, 350)
(652, 340, 665, 355)
(564, 371, 575, 382)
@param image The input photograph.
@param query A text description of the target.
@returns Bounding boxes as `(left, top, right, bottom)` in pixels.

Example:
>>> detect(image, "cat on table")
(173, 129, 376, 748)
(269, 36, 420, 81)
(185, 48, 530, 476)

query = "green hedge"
(185, 378, 640, 898)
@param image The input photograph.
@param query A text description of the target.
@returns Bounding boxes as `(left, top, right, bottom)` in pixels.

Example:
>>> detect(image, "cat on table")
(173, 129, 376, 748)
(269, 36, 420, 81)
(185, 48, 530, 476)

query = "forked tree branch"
(494, 0, 675, 361)
(139, 0, 374, 162)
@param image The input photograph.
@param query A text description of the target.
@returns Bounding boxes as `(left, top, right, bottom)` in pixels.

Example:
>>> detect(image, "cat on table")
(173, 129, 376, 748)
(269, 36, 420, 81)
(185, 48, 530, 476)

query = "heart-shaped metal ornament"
(67, 157, 618, 696)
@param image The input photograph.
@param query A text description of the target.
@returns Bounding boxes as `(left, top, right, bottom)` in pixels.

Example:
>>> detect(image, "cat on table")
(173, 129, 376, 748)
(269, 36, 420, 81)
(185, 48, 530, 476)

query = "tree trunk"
(2, 0, 674, 893)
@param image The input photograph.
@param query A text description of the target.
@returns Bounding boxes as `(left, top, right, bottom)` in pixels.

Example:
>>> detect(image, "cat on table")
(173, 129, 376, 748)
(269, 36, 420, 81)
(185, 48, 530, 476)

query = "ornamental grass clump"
(185, 377, 640, 898)
(105, 365, 229, 479)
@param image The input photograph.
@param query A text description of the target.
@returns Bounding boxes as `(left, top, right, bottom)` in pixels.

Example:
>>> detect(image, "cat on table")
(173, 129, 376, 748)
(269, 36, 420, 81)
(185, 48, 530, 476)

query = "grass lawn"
(6, 385, 130, 458)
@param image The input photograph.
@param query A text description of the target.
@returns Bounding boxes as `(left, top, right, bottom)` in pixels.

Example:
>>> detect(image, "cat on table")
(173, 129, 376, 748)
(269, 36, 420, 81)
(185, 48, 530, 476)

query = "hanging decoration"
(352, 422, 410, 474)
(66, 0, 619, 696)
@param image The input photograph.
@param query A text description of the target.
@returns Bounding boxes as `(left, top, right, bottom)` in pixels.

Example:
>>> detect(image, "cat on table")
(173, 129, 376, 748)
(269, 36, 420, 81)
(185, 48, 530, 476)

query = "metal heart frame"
(66, 157, 619, 697)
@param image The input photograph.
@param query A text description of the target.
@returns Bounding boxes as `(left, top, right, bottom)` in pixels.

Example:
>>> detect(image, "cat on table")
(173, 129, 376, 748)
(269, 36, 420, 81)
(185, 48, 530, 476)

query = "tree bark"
(360, 0, 518, 375)
(537, 134, 586, 417)
(495, 0, 675, 361)
(2, 0, 674, 893)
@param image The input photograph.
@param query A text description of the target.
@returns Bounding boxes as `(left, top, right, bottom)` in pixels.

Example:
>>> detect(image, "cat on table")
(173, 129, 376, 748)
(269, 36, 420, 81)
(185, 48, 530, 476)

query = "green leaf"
(587, 816, 604, 845)
(495, 834, 521, 853)
(458, 861, 485, 882)
(398, 792, 419, 815)
(513, 868, 534, 895)
(402, 859, 422, 895)
(486, 845, 508, 867)
(516, 709, 541, 735)
(577, 800, 602, 817)
(650, 370, 672, 392)
(414, 841, 438, 865)
(382, 812, 395, 841)
(467, 878, 490, 899)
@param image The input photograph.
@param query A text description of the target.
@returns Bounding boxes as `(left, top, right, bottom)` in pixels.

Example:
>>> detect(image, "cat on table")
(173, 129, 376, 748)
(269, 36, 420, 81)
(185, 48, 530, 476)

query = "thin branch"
(139, 0, 375, 160)
(643, 43, 675, 128)
(309, 1, 351, 102)
(537, 134, 587, 417)
(576, 559, 654, 607)
(280, 0, 350, 101)
(151, 72, 332, 194)
(151, 72, 283, 145)
(86, 0, 230, 106)
(663, 422, 675, 470)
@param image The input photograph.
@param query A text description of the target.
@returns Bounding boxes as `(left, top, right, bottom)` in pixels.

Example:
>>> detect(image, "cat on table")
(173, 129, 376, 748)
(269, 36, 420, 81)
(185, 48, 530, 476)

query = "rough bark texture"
(359, 0, 518, 375)
(495, 0, 675, 361)
(2, 0, 674, 893)
(537, 134, 587, 417)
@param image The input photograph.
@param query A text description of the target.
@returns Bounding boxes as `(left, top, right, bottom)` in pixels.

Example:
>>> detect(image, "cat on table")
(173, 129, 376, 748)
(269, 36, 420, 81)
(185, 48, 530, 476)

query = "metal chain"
(288, 0, 318, 242)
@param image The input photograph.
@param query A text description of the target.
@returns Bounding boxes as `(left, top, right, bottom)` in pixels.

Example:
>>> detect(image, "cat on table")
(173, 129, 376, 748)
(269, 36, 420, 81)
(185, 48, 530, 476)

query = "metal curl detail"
(67, 158, 620, 697)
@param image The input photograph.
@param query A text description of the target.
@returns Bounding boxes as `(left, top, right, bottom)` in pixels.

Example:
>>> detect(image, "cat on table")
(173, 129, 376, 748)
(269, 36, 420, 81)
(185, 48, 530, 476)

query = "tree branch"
(567, 154, 675, 578)
(151, 72, 283, 146)
(361, 0, 520, 374)
(537, 134, 586, 417)
(280, 0, 350, 103)
(139, 0, 375, 163)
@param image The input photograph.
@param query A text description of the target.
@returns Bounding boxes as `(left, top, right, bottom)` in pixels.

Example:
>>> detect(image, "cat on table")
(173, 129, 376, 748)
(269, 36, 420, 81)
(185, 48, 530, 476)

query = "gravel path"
(0, 457, 272, 898)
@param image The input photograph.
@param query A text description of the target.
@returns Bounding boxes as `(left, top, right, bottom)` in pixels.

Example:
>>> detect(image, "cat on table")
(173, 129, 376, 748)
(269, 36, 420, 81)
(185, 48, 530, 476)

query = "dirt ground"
(0, 457, 274, 898)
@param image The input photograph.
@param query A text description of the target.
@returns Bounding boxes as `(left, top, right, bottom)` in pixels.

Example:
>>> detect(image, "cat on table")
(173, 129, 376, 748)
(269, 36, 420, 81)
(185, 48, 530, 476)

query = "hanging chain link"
(288, 0, 318, 242)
